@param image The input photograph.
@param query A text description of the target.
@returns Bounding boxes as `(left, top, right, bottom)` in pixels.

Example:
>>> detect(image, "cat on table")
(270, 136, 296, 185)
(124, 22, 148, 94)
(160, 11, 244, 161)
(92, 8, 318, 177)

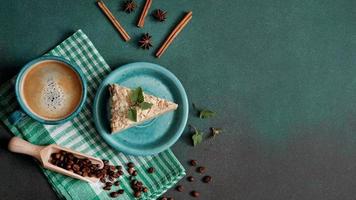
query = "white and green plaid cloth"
(0, 30, 185, 200)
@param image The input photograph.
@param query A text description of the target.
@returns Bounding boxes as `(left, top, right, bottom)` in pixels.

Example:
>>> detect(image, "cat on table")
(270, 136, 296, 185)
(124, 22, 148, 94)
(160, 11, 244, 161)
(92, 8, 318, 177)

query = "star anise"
(138, 33, 153, 50)
(123, 0, 136, 13)
(153, 9, 167, 22)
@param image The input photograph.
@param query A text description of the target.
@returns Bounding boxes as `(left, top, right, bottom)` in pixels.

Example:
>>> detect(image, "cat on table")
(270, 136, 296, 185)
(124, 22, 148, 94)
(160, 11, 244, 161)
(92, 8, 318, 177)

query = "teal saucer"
(93, 62, 189, 156)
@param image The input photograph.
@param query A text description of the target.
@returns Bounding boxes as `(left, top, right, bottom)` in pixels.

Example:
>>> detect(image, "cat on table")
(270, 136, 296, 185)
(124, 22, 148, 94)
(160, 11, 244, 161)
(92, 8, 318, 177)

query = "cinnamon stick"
(155, 11, 192, 58)
(137, 0, 152, 28)
(97, 0, 131, 41)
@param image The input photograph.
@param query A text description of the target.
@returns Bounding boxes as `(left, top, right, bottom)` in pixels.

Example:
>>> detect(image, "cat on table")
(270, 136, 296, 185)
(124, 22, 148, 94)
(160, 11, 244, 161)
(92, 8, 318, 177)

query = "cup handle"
(9, 110, 26, 125)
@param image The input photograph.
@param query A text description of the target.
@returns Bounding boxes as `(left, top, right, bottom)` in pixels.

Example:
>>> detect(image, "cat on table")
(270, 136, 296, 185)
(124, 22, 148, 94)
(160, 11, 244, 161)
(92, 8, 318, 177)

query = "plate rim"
(92, 62, 189, 156)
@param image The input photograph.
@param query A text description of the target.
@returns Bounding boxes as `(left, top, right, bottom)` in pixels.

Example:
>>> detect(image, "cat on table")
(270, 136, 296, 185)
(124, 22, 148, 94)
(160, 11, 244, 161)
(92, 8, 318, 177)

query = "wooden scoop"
(8, 137, 104, 183)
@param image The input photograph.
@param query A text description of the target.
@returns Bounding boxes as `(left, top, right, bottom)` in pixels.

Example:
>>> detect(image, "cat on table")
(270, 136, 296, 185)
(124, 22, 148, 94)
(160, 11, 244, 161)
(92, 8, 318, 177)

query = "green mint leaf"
(130, 88, 140, 105)
(199, 109, 215, 119)
(139, 102, 153, 110)
(137, 87, 145, 103)
(211, 127, 222, 137)
(191, 126, 203, 146)
(128, 107, 137, 122)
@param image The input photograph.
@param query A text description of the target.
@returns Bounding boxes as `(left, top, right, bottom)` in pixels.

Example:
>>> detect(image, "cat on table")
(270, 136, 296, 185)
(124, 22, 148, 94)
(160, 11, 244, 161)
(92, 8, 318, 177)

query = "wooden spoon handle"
(8, 137, 44, 162)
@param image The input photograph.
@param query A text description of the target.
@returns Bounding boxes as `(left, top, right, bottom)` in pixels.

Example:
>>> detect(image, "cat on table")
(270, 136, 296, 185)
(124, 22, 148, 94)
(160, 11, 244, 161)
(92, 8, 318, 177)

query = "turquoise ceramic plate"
(93, 62, 189, 156)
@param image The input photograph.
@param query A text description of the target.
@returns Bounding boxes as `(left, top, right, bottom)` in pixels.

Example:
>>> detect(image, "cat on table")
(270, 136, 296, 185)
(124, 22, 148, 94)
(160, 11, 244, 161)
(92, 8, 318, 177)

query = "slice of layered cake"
(109, 84, 178, 133)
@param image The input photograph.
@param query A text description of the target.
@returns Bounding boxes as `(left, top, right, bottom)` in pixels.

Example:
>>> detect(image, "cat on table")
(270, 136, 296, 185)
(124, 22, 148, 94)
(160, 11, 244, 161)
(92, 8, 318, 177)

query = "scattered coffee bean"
(147, 167, 155, 173)
(176, 185, 184, 192)
(114, 181, 120, 186)
(134, 191, 141, 198)
(190, 159, 197, 166)
(191, 191, 200, 197)
(132, 170, 138, 176)
(118, 189, 124, 194)
(187, 176, 194, 182)
(128, 167, 135, 175)
(197, 166, 206, 174)
(116, 165, 122, 170)
(203, 175, 212, 183)
(127, 162, 135, 168)
(110, 192, 119, 198)
(130, 179, 148, 198)
(100, 178, 106, 183)
(110, 165, 116, 171)
(106, 182, 113, 187)
(103, 185, 111, 191)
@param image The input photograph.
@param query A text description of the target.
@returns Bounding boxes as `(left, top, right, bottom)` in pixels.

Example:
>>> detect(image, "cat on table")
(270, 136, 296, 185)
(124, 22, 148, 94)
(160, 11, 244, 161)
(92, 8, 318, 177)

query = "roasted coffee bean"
(187, 176, 194, 182)
(113, 172, 120, 178)
(116, 165, 122, 170)
(160, 198, 168, 200)
(72, 164, 80, 172)
(106, 182, 113, 186)
(203, 175, 212, 183)
(197, 166, 206, 174)
(128, 168, 135, 175)
(190, 160, 197, 166)
(134, 191, 141, 198)
(67, 153, 74, 160)
(118, 170, 124, 175)
(109, 192, 119, 198)
(54, 153, 61, 159)
(103, 160, 109, 165)
(131, 180, 138, 186)
(118, 189, 124, 194)
(168, 198, 174, 200)
(147, 167, 155, 173)
(127, 162, 135, 168)
(103, 185, 112, 191)
(143, 187, 148, 193)
(108, 176, 114, 182)
(191, 191, 200, 197)
(100, 178, 106, 183)
(136, 181, 143, 187)
(132, 170, 138, 176)
(176, 185, 183, 192)
(110, 165, 116, 171)
(108, 171, 115, 176)
(114, 181, 120, 186)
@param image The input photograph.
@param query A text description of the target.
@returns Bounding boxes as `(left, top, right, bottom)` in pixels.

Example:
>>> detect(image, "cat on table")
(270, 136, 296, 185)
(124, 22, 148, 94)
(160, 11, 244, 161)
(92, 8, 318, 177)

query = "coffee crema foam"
(42, 78, 65, 111)
(21, 60, 83, 120)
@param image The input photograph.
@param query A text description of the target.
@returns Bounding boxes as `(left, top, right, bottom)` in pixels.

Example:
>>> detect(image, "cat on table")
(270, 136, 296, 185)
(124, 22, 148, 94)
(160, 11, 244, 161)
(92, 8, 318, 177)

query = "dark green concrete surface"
(1, 0, 356, 199)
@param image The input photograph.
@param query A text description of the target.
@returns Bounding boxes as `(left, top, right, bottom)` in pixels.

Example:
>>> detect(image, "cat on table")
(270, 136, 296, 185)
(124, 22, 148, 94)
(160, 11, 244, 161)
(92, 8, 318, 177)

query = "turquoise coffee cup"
(9, 56, 87, 125)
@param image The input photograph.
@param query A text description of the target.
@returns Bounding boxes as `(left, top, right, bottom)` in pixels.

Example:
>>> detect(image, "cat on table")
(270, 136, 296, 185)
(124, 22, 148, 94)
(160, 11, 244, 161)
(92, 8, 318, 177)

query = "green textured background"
(1, 0, 356, 199)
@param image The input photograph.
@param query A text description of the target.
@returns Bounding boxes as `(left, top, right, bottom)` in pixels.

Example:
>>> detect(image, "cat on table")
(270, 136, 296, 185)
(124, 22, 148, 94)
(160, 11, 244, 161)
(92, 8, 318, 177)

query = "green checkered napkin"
(0, 30, 185, 200)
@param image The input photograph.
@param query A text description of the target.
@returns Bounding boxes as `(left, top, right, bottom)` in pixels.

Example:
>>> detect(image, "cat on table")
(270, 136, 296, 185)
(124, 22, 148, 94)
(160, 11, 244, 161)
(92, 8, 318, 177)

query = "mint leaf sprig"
(127, 87, 153, 122)
(192, 103, 216, 119)
(190, 125, 203, 146)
